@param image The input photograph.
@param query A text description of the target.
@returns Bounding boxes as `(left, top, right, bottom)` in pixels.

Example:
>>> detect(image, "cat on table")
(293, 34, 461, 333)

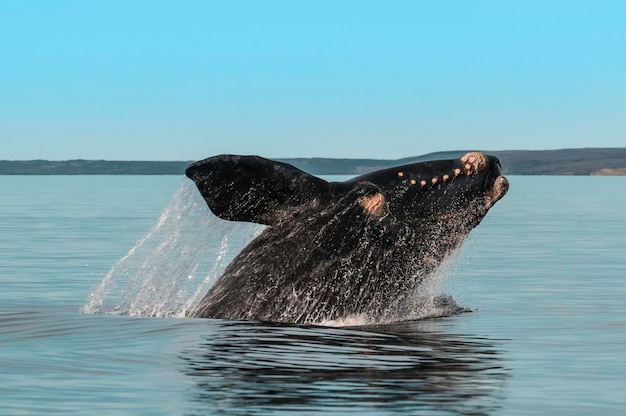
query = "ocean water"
(1, 175, 625, 415)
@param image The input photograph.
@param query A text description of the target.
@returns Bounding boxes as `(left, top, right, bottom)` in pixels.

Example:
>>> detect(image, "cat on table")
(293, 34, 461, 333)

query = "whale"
(185, 152, 509, 324)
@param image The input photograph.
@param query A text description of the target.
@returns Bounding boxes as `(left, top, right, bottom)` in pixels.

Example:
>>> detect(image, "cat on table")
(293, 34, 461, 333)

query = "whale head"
(349, 152, 509, 231)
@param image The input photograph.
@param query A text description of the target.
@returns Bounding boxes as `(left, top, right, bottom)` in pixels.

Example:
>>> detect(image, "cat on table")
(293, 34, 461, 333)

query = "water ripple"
(181, 319, 509, 415)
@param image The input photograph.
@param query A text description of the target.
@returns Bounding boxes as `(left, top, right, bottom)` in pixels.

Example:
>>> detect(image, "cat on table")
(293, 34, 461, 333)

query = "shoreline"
(1, 148, 626, 176)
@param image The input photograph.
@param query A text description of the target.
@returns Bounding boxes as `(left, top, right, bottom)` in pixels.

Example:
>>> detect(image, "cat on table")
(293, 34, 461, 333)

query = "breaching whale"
(185, 152, 509, 324)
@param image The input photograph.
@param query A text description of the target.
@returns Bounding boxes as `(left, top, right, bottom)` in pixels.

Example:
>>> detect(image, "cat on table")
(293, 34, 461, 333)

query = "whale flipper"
(185, 155, 331, 225)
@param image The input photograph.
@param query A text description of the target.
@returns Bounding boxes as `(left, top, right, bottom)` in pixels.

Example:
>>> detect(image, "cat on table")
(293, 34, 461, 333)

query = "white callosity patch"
(461, 152, 490, 175)
(357, 192, 387, 220)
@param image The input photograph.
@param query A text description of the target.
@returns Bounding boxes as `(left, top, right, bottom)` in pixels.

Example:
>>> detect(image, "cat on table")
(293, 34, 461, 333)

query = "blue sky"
(1, 1, 625, 160)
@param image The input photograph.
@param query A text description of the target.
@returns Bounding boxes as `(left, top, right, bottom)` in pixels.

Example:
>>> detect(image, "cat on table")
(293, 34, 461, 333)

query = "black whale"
(185, 152, 509, 324)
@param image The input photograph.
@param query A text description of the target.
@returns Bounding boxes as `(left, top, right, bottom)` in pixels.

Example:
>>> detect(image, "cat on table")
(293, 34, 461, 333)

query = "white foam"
(81, 180, 263, 317)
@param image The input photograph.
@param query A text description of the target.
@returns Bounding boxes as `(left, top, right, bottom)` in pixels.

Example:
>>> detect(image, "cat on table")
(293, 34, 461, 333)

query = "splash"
(81, 180, 264, 317)
(319, 253, 468, 327)
(82, 179, 467, 324)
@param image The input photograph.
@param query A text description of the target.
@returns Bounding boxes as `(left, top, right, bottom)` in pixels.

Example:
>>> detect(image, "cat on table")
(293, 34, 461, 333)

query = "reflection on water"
(181, 319, 509, 415)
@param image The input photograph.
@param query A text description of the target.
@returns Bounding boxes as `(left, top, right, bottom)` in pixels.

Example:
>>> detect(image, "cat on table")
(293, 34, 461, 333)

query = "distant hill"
(0, 160, 187, 175)
(1, 148, 626, 175)
(489, 148, 626, 176)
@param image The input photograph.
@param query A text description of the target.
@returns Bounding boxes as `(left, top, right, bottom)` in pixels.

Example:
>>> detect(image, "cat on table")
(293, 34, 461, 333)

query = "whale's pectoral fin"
(185, 155, 331, 225)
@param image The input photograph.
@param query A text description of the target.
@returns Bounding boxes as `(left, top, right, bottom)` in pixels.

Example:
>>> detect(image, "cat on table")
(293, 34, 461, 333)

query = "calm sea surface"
(1, 175, 625, 415)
